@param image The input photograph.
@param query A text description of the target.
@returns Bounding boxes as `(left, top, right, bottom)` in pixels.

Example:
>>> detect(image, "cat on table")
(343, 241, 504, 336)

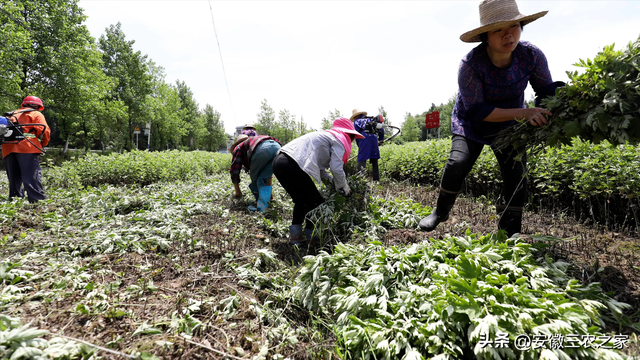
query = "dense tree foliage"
(320, 109, 342, 130)
(400, 112, 421, 142)
(399, 95, 456, 143)
(1, 0, 454, 152)
(0, 3, 227, 153)
(254, 99, 311, 144)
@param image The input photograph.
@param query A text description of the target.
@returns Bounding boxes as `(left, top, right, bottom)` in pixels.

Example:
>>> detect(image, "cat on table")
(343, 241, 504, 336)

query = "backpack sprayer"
(360, 115, 402, 144)
(347, 115, 402, 164)
(0, 109, 47, 153)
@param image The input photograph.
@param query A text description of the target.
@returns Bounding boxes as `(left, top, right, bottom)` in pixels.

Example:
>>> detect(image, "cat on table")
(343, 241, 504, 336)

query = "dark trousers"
(4, 153, 46, 203)
(357, 158, 380, 181)
(441, 135, 527, 209)
(272, 152, 325, 228)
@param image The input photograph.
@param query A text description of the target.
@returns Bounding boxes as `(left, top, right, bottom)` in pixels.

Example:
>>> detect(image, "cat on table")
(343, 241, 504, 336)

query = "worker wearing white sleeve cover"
(273, 117, 364, 245)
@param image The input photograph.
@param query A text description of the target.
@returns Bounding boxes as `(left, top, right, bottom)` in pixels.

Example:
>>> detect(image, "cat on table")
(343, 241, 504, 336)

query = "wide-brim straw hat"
(350, 109, 367, 121)
(460, 0, 548, 43)
(230, 134, 249, 152)
(332, 117, 365, 139)
(242, 123, 256, 130)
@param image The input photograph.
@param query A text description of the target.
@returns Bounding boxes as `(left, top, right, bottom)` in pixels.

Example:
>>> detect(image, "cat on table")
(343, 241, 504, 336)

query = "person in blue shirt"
(351, 109, 385, 181)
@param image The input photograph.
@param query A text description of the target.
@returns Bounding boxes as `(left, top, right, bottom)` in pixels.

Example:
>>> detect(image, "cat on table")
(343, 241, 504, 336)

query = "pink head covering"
(325, 117, 365, 163)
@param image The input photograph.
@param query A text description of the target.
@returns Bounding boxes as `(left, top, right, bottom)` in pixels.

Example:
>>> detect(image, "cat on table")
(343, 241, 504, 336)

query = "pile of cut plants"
(294, 232, 637, 359)
(494, 35, 640, 151)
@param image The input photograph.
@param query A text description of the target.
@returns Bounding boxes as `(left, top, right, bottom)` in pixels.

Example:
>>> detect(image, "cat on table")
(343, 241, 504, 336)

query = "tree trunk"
(63, 135, 69, 155)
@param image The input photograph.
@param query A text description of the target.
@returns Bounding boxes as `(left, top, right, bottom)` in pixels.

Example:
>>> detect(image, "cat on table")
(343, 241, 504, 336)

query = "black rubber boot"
(371, 159, 380, 181)
(419, 189, 459, 231)
(497, 205, 523, 237)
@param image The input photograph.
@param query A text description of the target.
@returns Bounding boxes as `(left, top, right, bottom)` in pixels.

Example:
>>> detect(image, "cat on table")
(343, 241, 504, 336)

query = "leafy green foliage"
(98, 22, 153, 151)
(293, 233, 629, 359)
(321, 109, 343, 131)
(379, 139, 640, 231)
(254, 99, 312, 143)
(1, 147, 636, 359)
(305, 176, 432, 243)
(45, 150, 231, 187)
(201, 104, 227, 151)
(400, 113, 421, 142)
(0, 315, 96, 359)
(495, 36, 640, 150)
(0, 1, 31, 109)
(1, 3, 221, 153)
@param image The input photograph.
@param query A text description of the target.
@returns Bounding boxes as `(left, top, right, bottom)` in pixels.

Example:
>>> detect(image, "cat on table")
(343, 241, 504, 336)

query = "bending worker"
(419, 0, 563, 236)
(230, 134, 281, 212)
(241, 124, 257, 137)
(273, 117, 364, 245)
(2, 96, 50, 203)
(351, 109, 384, 181)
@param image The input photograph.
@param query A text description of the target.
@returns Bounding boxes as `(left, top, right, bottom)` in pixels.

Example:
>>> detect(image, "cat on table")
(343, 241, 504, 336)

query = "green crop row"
(39, 139, 639, 231)
(378, 139, 640, 231)
(294, 233, 631, 359)
(44, 150, 231, 188)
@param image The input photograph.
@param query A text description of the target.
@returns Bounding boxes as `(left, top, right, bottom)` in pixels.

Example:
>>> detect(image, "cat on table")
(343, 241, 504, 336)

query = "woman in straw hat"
(241, 123, 257, 137)
(229, 133, 281, 212)
(351, 109, 385, 181)
(419, 0, 564, 236)
(273, 117, 364, 246)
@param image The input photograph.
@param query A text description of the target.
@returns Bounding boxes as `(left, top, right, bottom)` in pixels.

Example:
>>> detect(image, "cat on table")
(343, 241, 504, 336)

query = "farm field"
(1, 146, 639, 360)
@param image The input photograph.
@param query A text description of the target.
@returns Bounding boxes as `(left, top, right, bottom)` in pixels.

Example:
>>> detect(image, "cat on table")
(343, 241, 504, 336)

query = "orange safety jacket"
(1, 107, 51, 158)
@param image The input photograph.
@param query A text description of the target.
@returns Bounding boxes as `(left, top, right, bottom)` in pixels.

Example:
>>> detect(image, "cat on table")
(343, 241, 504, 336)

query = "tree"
(175, 80, 201, 149)
(146, 63, 185, 150)
(321, 109, 342, 130)
(276, 108, 295, 144)
(202, 104, 226, 151)
(295, 116, 311, 138)
(0, 1, 31, 110)
(400, 113, 421, 142)
(99, 22, 152, 151)
(0, 0, 124, 151)
(255, 99, 275, 135)
(59, 50, 126, 151)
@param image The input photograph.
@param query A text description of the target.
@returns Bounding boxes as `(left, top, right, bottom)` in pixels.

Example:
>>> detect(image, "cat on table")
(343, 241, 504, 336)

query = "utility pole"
(144, 123, 151, 150)
(133, 126, 140, 149)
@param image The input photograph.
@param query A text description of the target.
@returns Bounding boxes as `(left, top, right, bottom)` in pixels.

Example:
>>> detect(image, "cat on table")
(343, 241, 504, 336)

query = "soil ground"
(2, 179, 639, 359)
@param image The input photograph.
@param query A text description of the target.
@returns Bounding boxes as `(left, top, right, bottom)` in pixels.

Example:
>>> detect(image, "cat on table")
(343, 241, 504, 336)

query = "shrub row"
(379, 139, 640, 231)
(45, 150, 231, 188)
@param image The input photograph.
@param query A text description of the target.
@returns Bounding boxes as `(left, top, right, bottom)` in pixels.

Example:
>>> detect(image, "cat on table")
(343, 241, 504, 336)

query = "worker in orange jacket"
(2, 96, 51, 202)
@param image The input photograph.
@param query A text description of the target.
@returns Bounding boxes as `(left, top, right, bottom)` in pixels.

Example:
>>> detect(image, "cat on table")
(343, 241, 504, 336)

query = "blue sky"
(78, 1, 640, 134)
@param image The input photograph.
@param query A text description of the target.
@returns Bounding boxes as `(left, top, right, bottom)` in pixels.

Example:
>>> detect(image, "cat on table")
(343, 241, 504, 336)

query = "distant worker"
(273, 117, 364, 245)
(351, 109, 384, 181)
(241, 124, 257, 137)
(1, 96, 50, 203)
(419, 0, 564, 236)
(229, 134, 281, 212)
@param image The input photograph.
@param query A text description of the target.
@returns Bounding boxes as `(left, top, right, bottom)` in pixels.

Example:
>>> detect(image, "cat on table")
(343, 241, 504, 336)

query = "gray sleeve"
(329, 140, 348, 190)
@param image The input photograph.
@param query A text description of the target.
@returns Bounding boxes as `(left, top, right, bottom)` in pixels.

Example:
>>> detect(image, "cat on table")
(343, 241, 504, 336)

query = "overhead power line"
(208, 1, 236, 124)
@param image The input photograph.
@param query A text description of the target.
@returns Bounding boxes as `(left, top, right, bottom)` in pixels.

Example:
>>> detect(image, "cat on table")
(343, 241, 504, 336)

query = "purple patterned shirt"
(451, 41, 553, 144)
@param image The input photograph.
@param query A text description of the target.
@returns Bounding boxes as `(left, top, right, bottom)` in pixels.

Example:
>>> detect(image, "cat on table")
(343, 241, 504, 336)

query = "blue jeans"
(248, 140, 280, 195)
